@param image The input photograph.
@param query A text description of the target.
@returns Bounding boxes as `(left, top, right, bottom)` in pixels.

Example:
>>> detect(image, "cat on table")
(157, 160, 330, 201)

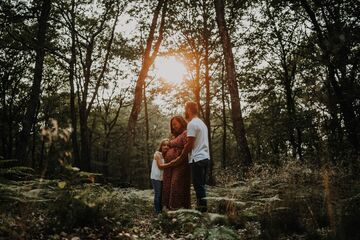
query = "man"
(173, 101, 210, 212)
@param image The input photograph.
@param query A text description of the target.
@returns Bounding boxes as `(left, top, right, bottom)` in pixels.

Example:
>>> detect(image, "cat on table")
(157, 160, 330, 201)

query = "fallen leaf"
(58, 181, 66, 189)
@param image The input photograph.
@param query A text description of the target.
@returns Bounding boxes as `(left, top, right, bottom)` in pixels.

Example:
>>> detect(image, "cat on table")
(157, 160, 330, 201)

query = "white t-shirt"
(150, 151, 164, 181)
(187, 117, 210, 163)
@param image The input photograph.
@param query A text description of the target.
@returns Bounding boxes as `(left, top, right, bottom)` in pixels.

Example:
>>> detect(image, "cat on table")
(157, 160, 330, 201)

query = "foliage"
(0, 165, 36, 181)
(1, 0, 359, 184)
(0, 162, 359, 239)
(0, 0, 359, 238)
(194, 226, 239, 240)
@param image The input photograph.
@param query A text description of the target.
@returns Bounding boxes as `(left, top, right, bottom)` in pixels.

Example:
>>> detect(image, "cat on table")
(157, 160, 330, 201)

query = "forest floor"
(1, 162, 360, 240)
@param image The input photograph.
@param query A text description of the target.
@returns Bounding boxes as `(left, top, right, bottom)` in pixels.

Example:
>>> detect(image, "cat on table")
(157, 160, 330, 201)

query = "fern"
(0, 159, 20, 168)
(194, 226, 239, 240)
(0, 158, 36, 181)
(0, 166, 36, 180)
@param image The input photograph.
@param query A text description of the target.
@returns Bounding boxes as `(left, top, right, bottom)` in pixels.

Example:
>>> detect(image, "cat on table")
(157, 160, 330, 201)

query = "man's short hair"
(185, 101, 198, 115)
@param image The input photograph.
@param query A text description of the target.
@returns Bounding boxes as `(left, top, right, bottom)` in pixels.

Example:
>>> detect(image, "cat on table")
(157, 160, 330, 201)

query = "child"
(150, 139, 173, 214)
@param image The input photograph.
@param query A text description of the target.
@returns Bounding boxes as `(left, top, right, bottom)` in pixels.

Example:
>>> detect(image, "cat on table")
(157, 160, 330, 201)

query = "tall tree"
(96, 84, 128, 176)
(58, 0, 81, 166)
(68, 0, 80, 167)
(127, 0, 168, 161)
(220, 63, 228, 168)
(202, 0, 214, 182)
(75, 1, 121, 170)
(143, 80, 151, 179)
(298, 0, 360, 156)
(263, 1, 304, 161)
(214, 0, 252, 168)
(16, 0, 52, 163)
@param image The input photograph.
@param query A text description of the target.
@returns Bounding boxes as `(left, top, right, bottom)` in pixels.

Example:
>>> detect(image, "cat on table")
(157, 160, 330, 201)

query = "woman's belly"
(164, 147, 182, 163)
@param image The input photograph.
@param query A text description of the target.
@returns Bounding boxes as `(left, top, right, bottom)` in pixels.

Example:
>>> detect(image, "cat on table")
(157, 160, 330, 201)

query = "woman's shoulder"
(173, 130, 187, 139)
(181, 130, 187, 137)
(177, 130, 188, 143)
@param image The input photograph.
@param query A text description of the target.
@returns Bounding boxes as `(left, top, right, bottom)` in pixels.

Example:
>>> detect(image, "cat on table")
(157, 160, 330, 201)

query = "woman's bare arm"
(170, 137, 195, 166)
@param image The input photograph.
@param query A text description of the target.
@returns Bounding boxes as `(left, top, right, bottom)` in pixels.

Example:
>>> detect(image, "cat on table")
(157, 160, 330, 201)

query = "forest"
(0, 0, 359, 239)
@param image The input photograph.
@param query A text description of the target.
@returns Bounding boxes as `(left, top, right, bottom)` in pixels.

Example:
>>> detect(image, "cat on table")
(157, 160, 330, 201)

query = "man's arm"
(171, 137, 195, 166)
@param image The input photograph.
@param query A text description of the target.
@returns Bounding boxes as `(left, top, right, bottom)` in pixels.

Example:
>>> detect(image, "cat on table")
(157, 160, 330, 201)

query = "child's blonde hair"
(158, 138, 169, 152)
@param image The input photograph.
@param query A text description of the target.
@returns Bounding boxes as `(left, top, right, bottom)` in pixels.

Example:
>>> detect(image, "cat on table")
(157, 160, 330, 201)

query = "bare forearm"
(158, 162, 172, 169)
(179, 144, 191, 161)
(172, 143, 192, 166)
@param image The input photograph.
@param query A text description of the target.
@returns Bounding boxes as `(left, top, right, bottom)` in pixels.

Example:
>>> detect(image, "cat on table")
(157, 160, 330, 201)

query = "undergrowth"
(0, 159, 359, 239)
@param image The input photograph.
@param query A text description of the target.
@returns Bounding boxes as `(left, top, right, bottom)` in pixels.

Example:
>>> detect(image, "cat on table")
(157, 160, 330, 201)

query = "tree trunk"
(214, 0, 252, 168)
(296, 127, 303, 161)
(31, 121, 37, 168)
(325, 69, 342, 163)
(69, 0, 80, 167)
(328, 65, 359, 153)
(143, 81, 151, 184)
(101, 103, 110, 176)
(0, 74, 10, 158)
(283, 70, 297, 159)
(16, 0, 51, 163)
(31, 103, 41, 168)
(194, 55, 201, 114)
(300, 0, 359, 154)
(126, 0, 167, 181)
(103, 145, 109, 176)
(202, 0, 214, 184)
(221, 63, 227, 169)
(78, 38, 92, 171)
(182, 30, 203, 117)
(39, 138, 45, 171)
(79, 106, 91, 170)
(76, 3, 119, 171)
(265, 0, 300, 160)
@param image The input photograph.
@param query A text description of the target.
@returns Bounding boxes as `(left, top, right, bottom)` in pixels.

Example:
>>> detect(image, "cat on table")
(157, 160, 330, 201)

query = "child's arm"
(155, 152, 174, 169)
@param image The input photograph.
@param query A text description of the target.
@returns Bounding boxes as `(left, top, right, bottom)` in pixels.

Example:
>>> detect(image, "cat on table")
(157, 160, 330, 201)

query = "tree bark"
(214, 0, 252, 168)
(220, 63, 227, 169)
(143, 81, 151, 182)
(202, 0, 214, 183)
(194, 56, 201, 113)
(16, 0, 51, 163)
(69, 0, 80, 166)
(325, 68, 342, 163)
(126, 0, 168, 180)
(1, 71, 10, 158)
(78, 35, 94, 171)
(30, 103, 41, 168)
(282, 61, 298, 159)
(76, 4, 119, 171)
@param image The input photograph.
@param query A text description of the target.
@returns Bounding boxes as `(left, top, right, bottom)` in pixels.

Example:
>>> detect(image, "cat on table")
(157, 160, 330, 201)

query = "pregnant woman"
(162, 116, 191, 210)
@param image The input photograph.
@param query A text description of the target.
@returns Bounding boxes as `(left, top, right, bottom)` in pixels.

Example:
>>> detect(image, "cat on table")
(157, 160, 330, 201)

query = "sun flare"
(154, 56, 187, 84)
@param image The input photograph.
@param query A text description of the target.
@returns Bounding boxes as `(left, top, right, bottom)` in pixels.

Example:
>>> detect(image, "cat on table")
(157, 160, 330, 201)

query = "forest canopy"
(1, 0, 359, 181)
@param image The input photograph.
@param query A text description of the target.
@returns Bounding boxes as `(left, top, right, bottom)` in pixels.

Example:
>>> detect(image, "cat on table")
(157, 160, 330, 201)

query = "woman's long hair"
(170, 115, 187, 137)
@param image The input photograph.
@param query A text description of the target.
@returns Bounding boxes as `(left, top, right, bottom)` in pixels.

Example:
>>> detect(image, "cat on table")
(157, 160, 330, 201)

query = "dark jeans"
(151, 179, 162, 214)
(191, 159, 209, 212)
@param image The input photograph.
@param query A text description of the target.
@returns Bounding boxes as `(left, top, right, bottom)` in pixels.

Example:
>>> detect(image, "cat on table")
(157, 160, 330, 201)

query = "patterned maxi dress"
(162, 130, 191, 210)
